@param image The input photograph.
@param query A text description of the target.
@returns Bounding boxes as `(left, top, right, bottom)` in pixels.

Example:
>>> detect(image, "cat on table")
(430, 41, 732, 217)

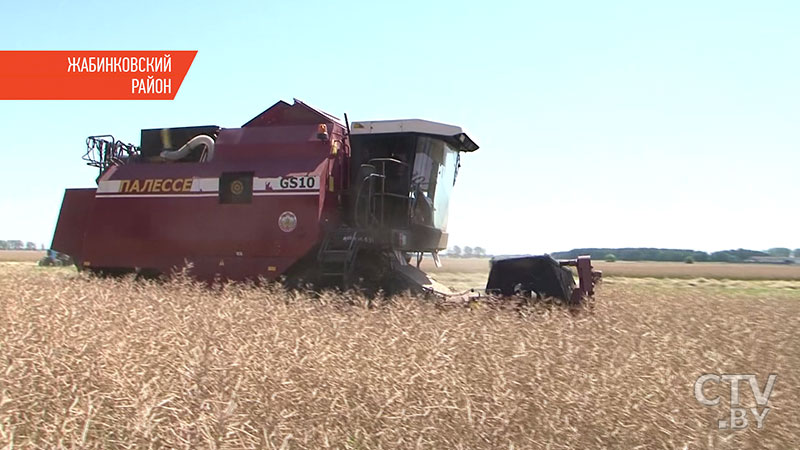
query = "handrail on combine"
(355, 157, 411, 229)
(83, 135, 140, 176)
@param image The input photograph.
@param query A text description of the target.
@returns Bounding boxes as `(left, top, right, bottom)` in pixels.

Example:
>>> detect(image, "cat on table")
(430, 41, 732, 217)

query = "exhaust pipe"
(160, 134, 215, 162)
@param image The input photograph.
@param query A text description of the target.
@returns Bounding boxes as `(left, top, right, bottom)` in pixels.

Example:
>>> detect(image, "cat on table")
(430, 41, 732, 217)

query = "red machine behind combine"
(51, 99, 598, 303)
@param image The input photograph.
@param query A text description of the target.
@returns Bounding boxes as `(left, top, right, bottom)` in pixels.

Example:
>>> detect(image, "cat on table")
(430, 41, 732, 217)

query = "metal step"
(316, 227, 363, 287)
(320, 253, 350, 263)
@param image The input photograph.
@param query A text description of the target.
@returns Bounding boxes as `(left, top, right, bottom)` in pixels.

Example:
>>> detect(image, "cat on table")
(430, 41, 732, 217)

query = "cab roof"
(350, 119, 479, 152)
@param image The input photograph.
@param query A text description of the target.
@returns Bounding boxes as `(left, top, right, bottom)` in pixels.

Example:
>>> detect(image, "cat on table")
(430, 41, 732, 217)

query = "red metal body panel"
(563, 256, 600, 303)
(51, 188, 96, 262)
(83, 192, 323, 278)
(55, 101, 350, 280)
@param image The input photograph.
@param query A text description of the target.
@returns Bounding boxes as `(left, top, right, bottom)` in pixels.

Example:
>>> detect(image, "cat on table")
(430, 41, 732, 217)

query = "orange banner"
(0, 51, 197, 100)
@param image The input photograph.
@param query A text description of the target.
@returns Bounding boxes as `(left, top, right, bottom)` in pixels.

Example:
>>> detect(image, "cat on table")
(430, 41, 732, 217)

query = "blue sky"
(1, 0, 797, 254)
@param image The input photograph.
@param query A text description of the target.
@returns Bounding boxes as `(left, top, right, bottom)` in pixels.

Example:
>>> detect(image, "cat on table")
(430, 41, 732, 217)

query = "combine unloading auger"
(50, 99, 600, 304)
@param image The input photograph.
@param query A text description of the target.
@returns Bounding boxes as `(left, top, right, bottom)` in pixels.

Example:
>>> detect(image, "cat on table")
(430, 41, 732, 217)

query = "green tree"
(474, 246, 486, 257)
(794, 249, 800, 258)
(767, 248, 791, 257)
(684, 256, 695, 264)
(0, 240, 7, 250)
(710, 251, 735, 262)
(463, 246, 474, 257)
(449, 245, 462, 257)
(604, 253, 616, 262)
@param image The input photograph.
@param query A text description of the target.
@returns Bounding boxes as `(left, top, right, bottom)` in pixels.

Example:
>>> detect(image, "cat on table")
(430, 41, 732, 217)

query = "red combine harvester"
(51, 99, 598, 303)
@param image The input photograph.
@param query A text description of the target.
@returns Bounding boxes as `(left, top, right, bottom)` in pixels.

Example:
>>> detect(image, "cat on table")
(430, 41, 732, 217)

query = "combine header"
(51, 99, 598, 303)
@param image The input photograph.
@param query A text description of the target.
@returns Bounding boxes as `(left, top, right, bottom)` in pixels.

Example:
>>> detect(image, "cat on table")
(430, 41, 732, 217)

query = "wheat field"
(0, 250, 44, 262)
(420, 258, 800, 293)
(423, 258, 800, 279)
(1, 263, 798, 449)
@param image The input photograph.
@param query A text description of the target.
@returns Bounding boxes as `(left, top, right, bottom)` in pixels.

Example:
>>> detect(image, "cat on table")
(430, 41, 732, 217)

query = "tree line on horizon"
(551, 247, 799, 262)
(0, 240, 43, 251)
(4, 239, 798, 263)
